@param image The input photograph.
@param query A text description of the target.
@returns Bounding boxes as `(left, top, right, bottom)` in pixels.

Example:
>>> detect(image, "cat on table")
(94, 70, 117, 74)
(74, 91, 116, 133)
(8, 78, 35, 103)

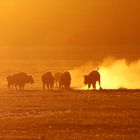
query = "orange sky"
(0, 0, 139, 61)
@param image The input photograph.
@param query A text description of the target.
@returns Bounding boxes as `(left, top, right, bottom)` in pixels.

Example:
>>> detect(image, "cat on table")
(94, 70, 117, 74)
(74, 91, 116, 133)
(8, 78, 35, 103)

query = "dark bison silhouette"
(54, 72, 63, 87)
(59, 72, 71, 88)
(7, 72, 34, 90)
(84, 70, 102, 90)
(41, 72, 55, 90)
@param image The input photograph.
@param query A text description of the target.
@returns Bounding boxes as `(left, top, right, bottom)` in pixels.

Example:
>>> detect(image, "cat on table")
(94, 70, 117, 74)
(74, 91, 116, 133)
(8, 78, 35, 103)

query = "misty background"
(0, 0, 140, 89)
(0, 0, 140, 62)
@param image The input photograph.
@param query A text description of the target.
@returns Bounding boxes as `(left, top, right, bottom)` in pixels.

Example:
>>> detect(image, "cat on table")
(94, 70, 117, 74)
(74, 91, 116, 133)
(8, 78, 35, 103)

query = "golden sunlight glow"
(0, 0, 139, 60)
(0, 1, 139, 89)
(70, 58, 140, 89)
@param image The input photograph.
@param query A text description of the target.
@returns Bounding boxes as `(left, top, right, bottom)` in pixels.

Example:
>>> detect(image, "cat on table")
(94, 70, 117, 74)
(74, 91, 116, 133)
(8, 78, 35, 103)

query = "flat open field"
(0, 89, 140, 140)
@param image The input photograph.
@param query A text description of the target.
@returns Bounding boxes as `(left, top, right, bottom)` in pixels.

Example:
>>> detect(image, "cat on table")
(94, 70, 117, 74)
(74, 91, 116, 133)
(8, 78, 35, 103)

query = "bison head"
(27, 75, 34, 84)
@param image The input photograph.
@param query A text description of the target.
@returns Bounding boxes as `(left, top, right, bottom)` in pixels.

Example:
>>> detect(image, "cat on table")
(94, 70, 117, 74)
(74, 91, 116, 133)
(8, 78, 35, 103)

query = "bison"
(54, 72, 63, 87)
(7, 72, 34, 90)
(84, 70, 102, 90)
(59, 72, 71, 88)
(41, 72, 55, 90)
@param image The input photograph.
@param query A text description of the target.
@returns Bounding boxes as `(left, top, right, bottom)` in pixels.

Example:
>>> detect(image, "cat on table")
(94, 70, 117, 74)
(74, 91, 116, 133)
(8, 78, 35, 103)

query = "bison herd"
(7, 70, 102, 91)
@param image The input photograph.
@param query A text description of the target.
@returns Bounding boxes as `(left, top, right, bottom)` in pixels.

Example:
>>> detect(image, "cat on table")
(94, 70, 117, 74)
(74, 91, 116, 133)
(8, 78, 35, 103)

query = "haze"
(0, 0, 140, 61)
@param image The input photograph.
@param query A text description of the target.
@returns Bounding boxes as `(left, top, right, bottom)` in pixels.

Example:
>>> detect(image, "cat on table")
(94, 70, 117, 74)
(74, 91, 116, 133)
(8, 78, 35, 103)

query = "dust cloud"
(70, 58, 140, 89)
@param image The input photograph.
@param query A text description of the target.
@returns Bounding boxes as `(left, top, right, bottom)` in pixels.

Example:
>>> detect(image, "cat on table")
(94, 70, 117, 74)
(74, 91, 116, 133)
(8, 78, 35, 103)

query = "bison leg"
(46, 84, 50, 90)
(19, 84, 24, 91)
(18, 83, 23, 91)
(8, 83, 14, 90)
(59, 81, 61, 88)
(88, 84, 91, 89)
(55, 80, 58, 87)
(11, 84, 14, 90)
(92, 84, 96, 89)
(50, 84, 53, 90)
(22, 83, 25, 90)
(18, 84, 22, 91)
(98, 80, 102, 90)
(92, 81, 96, 89)
(65, 81, 70, 88)
(92, 82, 96, 89)
(15, 84, 18, 90)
